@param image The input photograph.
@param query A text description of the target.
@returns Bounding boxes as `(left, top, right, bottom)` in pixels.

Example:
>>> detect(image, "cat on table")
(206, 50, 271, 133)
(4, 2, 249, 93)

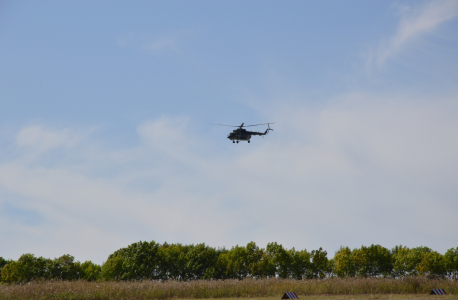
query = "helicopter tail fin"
(265, 123, 274, 135)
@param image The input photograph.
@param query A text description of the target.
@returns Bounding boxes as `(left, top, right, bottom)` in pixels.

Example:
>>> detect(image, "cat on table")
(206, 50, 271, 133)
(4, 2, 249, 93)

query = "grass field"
(206, 296, 458, 300)
(0, 278, 457, 300)
(202, 296, 458, 300)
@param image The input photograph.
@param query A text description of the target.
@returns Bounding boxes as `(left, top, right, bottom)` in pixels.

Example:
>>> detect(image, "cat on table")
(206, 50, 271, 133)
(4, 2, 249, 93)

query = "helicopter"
(209, 122, 275, 143)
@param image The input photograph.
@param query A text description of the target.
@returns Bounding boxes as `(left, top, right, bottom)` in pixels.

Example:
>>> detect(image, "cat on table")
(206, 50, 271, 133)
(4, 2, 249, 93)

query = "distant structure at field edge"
(282, 292, 299, 299)
(430, 289, 447, 295)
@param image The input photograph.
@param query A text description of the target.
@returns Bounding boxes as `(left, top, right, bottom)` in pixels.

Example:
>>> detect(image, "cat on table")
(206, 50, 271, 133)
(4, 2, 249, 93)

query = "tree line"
(1, 241, 457, 283)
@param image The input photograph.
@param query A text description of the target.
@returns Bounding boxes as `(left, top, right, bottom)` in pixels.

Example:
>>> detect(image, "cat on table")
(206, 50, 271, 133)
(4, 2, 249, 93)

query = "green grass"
(205, 296, 457, 300)
(1, 278, 457, 300)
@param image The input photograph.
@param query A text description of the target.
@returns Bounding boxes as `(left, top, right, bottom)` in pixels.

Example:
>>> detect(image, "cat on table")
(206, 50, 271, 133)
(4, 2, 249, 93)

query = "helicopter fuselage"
(227, 128, 268, 142)
(209, 122, 274, 143)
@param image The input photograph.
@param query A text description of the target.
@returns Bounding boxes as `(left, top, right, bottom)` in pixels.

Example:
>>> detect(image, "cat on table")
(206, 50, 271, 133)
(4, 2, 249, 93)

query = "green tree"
(0, 257, 11, 281)
(0, 257, 7, 269)
(327, 258, 337, 277)
(417, 251, 446, 278)
(445, 247, 458, 280)
(161, 243, 191, 279)
(185, 243, 219, 279)
(80, 261, 101, 281)
(16, 254, 42, 281)
(392, 246, 433, 277)
(221, 244, 250, 279)
(100, 254, 125, 280)
(334, 246, 354, 277)
(392, 245, 410, 277)
(218, 242, 268, 279)
(102, 240, 164, 280)
(263, 242, 280, 277)
(289, 248, 310, 279)
(0, 254, 52, 283)
(309, 247, 328, 279)
(266, 242, 291, 278)
(245, 241, 266, 278)
(1, 261, 20, 283)
(49, 254, 80, 280)
(351, 245, 392, 277)
(205, 248, 229, 279)
(368, 244, 393, 277)
(252, 245, 275, 278)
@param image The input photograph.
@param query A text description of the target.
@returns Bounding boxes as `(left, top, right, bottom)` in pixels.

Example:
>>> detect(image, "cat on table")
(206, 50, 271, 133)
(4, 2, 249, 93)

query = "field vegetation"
(1, 277, 458, 300)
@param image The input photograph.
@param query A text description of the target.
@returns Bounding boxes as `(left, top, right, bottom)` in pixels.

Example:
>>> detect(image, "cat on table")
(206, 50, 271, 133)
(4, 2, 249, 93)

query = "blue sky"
(1, 0, 458, 264)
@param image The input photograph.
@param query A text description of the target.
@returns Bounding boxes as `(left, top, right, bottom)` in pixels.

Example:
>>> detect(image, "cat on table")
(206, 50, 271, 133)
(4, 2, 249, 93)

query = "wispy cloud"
(16, 125, 81, 152)
(137, 116, 190, 153)
(116, 31, 191, 54)
(1, 93, 458, 263)
(365, 0, 458, 68)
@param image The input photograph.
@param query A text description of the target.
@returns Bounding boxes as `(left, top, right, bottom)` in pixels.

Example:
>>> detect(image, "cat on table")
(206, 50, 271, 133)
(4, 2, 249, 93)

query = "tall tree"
(100, 254, 125, 280)
(102, 240, 163, 280)
(266, 242, 291, 278)
(49, 254, 80, 280)
(185, 243, 219, 279)
(392, 246, 433, 277)
(334, 246, 354, 277)
(417, 251, 446, 277)
(445, 247, 458, 280)
(0, 254, 53, 283)
(289, 248, 311, 279)
(161, 243, 191, 280)
(351, 245, 392, 277)
(309, 247, 329, 279)
(221, 244, 250, 279)
(80, 261, 101, 281)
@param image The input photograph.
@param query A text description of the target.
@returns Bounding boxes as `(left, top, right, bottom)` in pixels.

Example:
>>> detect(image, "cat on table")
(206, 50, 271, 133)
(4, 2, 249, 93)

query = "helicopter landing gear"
(236, 141, 239, 143)
(233, 141, 235, 143)
(248, 140, 250, 143)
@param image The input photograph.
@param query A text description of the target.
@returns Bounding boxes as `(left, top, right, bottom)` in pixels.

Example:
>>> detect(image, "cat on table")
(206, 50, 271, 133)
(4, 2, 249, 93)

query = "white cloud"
(144, 36, 179, 52)
(116, 31, 191, 54)
(1, 93, 458, 263)
(2, 0, 458, 267)
(16, 125, 80, 152)
(365, 0, 458, 68)
(137, 116, 189, 151)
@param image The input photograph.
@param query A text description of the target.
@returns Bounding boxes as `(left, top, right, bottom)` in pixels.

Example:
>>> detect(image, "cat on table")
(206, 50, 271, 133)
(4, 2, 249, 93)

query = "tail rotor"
(266, 122, 274, 134)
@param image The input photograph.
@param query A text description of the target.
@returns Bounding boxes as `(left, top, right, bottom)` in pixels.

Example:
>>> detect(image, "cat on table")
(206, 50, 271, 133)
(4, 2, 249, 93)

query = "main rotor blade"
(208, 122, 275, 127)
(208, 123, 240, 127)
(243, 122, 276, 127)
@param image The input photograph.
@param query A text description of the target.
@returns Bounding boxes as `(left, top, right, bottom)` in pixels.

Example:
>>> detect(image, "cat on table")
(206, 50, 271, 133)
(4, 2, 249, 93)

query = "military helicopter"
(209, 122, 275, 143)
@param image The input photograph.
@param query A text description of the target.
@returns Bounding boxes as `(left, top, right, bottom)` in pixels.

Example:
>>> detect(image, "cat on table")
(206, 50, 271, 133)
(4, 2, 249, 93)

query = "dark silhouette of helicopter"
(209, 123, 275, 143)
